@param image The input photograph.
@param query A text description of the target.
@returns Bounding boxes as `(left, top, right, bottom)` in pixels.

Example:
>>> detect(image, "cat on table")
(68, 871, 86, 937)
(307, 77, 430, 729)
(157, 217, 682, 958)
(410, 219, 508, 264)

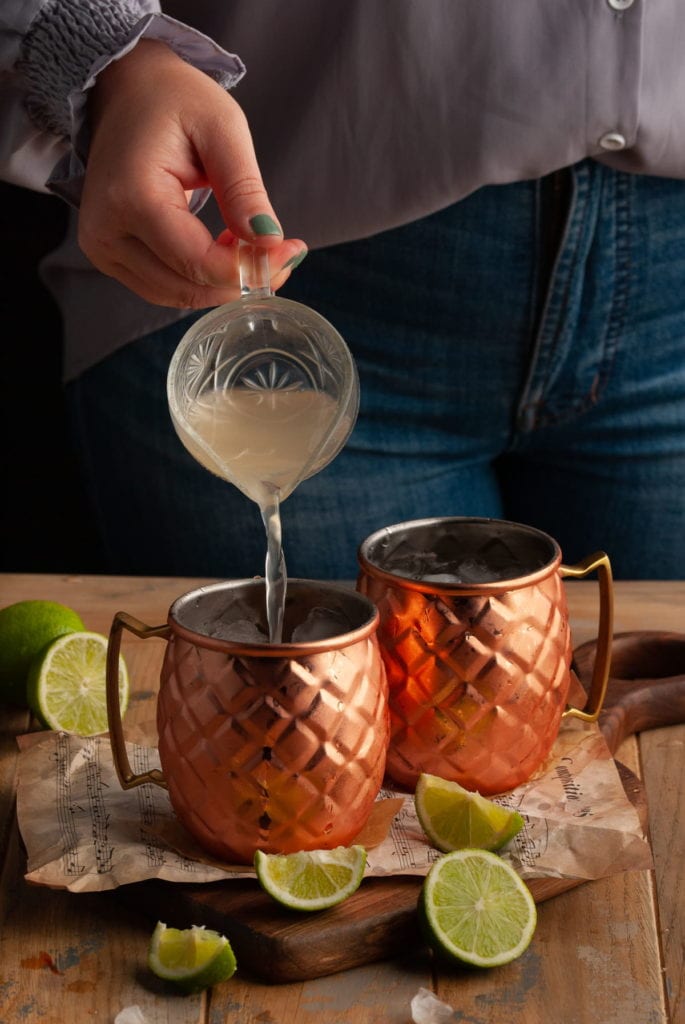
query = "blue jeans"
(67, 159, 685, 579)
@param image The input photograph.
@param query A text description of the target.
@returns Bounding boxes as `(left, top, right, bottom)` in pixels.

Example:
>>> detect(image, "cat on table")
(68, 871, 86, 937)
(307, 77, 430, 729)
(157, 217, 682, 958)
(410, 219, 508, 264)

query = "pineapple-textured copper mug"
(357, 517, 613, 795)
(106, 579, 389, 864)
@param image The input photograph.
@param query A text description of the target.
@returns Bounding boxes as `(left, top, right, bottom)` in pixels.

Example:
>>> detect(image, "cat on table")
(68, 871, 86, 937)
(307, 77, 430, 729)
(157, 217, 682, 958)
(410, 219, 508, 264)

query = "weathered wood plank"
(0, 824, 205, 1023)
(214, 953, 430, 1023)
(4, 575, 685, 641)
(641, 723, 685, 1024)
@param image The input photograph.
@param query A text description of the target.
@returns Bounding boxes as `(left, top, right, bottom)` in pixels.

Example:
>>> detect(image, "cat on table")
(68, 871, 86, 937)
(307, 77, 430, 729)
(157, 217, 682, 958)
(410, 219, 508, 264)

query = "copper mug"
(357, 517, 613, 795)
(106, 579, 389, 864)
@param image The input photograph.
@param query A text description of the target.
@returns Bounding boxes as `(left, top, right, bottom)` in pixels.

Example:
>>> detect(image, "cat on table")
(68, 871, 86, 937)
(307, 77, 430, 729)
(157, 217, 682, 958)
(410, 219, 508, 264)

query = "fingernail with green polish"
(281, 249, 308, 271)
(249, 213, 282, 236)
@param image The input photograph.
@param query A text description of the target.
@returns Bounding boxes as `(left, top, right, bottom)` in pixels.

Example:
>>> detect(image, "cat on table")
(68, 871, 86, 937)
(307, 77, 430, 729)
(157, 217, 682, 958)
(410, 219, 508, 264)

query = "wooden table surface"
(0, 573, 683, 1024)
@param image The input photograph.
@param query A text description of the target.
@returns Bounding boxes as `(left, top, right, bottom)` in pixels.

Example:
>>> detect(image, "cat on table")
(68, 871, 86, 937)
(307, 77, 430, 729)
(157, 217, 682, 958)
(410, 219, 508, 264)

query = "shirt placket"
(589, 0, 644, 159)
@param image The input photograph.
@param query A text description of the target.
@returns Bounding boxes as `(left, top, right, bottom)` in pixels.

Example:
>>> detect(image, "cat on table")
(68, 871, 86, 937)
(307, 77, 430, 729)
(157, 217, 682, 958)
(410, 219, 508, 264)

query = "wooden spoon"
(572, 630, 685, 754)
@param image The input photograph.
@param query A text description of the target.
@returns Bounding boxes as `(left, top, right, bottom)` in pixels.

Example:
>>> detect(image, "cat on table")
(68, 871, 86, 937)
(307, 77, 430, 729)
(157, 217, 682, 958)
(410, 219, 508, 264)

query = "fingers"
(87, 231, 307, 309)
(189, 102, 285, 248)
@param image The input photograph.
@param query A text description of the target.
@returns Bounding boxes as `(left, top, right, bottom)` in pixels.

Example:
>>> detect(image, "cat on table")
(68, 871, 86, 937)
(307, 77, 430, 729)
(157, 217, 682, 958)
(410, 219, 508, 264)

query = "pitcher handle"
(106, 611, 170, 790)
(559, 551, 614, 723)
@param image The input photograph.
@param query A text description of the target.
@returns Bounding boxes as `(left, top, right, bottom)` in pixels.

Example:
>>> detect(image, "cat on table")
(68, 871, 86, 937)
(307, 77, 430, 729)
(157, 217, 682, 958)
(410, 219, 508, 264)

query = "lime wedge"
(26, 631, 128, 736)
(148, 921, 237, 994)
(415, 773, 524, 853)
(254, 845, 367, 911)
(421, 848, 537, 968)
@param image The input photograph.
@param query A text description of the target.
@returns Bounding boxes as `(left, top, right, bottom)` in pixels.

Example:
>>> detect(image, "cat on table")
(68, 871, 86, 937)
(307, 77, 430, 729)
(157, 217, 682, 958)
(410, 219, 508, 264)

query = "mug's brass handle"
(106, 611, 170, 790)
(559, 551, 614, 722)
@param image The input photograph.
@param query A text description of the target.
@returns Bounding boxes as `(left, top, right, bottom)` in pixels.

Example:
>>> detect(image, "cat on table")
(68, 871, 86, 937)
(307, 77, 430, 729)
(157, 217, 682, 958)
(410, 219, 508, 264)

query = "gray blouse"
(1, 0, 682, 379)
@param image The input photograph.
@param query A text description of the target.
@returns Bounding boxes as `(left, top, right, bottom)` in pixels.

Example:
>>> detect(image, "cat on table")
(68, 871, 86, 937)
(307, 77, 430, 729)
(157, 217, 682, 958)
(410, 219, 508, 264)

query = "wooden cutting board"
(119, 631, 685, 983)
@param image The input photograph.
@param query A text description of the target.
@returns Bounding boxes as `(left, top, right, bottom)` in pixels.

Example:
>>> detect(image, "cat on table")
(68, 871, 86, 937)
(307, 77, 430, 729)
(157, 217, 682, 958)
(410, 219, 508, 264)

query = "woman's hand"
(79, 39, 305, 307)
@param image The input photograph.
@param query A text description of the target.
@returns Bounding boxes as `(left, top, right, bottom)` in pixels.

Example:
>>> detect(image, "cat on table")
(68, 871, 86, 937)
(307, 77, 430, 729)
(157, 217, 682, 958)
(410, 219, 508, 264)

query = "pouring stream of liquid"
(261, 492, 286, 643)
(169, 243, 358, 643)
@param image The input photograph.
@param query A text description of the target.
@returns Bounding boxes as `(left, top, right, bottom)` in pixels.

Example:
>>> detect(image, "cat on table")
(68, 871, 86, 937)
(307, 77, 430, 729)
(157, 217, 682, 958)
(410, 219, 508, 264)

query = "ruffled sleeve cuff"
(20, 10, 245, 210)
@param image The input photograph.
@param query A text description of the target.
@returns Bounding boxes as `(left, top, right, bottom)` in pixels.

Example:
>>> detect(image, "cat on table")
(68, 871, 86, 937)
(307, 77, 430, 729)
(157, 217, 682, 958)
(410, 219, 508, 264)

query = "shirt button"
(607, 0, 634, 9)
(599, 131, 627, 151)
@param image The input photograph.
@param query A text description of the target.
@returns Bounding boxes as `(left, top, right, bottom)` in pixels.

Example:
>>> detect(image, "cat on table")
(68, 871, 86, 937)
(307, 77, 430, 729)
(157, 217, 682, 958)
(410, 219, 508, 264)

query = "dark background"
(0, 181, 101, 574)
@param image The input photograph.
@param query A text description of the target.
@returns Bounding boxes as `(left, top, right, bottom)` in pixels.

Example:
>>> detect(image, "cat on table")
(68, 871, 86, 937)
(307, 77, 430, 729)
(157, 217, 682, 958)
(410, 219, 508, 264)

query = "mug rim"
(167, 577, 380, 656)
(357, 516, 562, 595)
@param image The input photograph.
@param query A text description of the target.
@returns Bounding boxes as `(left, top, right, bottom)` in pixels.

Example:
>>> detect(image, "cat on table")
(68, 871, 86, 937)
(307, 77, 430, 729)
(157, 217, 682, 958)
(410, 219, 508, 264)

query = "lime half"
(148, 922, 237, 994)
(415, 773, 524, 853)
(254, 845, 367, 911)
(26, 630, 128, 736)
(421, 848, 537, 968)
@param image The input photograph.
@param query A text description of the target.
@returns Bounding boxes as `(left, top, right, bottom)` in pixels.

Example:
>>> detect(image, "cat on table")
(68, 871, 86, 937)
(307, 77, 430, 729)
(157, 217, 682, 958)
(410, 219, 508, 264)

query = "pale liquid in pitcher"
(177, 387, 344, 642)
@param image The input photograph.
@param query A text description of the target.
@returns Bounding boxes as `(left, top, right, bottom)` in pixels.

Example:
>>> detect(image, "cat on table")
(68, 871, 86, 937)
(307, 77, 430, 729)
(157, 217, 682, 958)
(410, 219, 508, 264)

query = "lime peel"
(0, 599, 85, 706)
(415, 772, 524, 853)
(254, 844, 367, 911)
(421, 848, 537, 968)
(148, 921, 237, 994)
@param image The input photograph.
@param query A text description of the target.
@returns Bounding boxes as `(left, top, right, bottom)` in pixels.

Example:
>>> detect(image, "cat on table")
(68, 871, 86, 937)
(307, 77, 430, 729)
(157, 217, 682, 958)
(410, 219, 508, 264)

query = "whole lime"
(0, 600, 85, 706)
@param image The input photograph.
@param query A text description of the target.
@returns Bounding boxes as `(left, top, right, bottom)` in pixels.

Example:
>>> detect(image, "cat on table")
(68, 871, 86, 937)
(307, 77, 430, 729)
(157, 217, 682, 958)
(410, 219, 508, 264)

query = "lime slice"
(415, 773, 524, 853)
(254, 845, 367, 911)
(421, 848, 537, 968)
(26, 631, 128, 736)
(148, 921, 237, 994)
(0, 599, 85, 706)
